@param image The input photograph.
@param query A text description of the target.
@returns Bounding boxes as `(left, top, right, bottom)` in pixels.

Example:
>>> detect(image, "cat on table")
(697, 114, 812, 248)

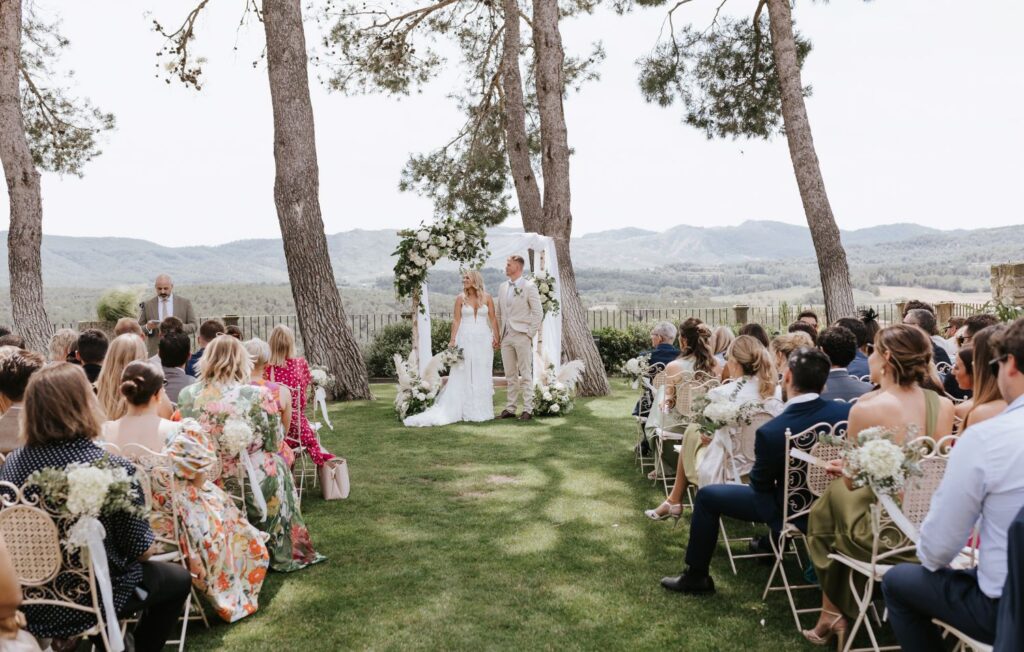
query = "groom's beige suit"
(496, 276, 544, 414)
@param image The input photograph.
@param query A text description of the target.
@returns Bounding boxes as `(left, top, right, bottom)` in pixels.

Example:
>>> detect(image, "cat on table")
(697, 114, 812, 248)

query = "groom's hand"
(492, 337, 500, 350)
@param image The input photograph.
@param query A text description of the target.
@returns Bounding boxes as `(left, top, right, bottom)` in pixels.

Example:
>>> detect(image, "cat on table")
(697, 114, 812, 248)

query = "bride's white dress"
(404, 302, 495, 427)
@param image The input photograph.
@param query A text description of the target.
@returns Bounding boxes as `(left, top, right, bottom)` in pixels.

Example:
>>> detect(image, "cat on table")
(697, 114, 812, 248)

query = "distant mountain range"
(0, 221, 1016, 288)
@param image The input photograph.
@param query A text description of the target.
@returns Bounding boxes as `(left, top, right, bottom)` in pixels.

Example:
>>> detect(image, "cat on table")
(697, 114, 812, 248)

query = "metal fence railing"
(50, 302, 992, 347)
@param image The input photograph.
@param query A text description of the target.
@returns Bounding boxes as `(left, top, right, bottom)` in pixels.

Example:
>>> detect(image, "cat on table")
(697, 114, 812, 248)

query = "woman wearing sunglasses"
(959, 324, 1009, 431)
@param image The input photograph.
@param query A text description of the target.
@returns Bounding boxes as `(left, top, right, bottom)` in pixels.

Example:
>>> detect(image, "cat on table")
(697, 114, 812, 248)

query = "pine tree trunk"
(0, 0, 51, 353)
(766, 0, 855, 323)
(263, 0, 371, 399)
(500, 0, 543, 233)
(531, 0, 609, 396)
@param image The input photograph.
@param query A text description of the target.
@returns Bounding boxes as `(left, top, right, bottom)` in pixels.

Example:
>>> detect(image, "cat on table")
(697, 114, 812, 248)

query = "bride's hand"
(448, 339, 456, 349)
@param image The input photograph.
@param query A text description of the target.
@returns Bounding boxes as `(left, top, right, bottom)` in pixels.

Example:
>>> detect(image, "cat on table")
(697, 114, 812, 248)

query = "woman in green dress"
(177, 335, 325, 572)
(804, 324, 954, 645)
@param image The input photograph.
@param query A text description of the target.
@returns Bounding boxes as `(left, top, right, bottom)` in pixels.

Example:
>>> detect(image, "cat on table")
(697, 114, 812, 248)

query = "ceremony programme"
(0, 0, 1022, 650)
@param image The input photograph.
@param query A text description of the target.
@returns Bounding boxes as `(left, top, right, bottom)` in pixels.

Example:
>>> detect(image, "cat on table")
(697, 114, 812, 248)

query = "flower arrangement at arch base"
(393, 346, 464, 420)
(532, 359, 586, 417)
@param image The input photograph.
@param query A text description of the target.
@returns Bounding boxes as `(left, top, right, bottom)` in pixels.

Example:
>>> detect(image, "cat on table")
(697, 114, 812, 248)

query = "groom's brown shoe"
(499, 410, 517, 419)
(518, 412, 533, 421)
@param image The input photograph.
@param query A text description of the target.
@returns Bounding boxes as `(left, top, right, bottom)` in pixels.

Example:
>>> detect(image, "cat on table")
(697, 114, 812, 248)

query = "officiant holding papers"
(138, 274, 198, 355)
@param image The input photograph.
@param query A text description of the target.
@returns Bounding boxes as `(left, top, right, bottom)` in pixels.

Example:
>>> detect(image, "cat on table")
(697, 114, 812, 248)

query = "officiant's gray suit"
(496, 277, 543, 414)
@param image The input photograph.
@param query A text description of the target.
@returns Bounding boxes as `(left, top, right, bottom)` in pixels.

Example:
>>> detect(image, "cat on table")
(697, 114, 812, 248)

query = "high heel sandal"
(801, 610, 848, 647)
(644, 501, 682, 522)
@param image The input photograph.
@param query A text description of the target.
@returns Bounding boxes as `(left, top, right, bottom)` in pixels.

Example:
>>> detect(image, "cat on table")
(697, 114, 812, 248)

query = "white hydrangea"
(416, 230, 429, 242)
(455, 230, 466, 241)
(311, 369, 328, 384)
(438, 236, 448, 246)
(550, 403, 560, 413)
(856, 439, 905, 481)
(703, 400, 739, 425)
(416, 392, 426, 400)
(66, 466, 113, 517)
(220, 417, 255, 457)
(543, 391, 553, 401)
(427, 245, 440, 259)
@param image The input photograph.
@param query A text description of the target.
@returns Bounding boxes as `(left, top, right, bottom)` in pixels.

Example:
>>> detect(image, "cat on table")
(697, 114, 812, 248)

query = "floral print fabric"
(176, 381, 325, 572)
(165, 420, 270, 622)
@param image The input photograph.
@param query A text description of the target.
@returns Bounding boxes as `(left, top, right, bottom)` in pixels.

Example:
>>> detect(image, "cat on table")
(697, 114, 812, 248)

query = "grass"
(187, 380, 825, 651)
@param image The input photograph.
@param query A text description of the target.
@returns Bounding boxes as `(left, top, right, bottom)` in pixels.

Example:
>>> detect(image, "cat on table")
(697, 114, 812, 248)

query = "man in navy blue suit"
(661, 347, 852, 595)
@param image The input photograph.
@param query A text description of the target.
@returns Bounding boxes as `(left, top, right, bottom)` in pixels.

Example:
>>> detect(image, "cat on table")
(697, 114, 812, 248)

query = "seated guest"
(75, 329, 109, 383)
(770, 332, 814, 377)
(101, 361, 178, 452)
(164, 421, 269, 622)
(0, 349, 45, 453)
(147, 316, 185, 366)
(0, 334, 24, 349)
(798, 310, 820, 330)
(186, 319, 225, 377)
(178, 335, 324, 571)
(244, 338, 295, 467)
(860, 308, 881, 350)
(961, 313, 1001, 349)
(902, 299, 935, 318)
(114, 317, 145, 340)
(645, 334, 769, 519)
(96, 334, 172, 421)
(0, 532, 38, 650)
(952, 346, 974, 425)
(903, 308, 951, 366)
(882, 317, 1024, 651)
(226, 325, 243, 340)
(944, 316, 965, 343)
(709, 326, 734, 365)
(158, 332, 195, 403)
(659, 348, 851, 594)
(818, 326, 873, 402)
(632, 321, 681, 420)
(738, 322, 770, 349)
(788, 320, 818, 346)
(804, 324, 955, 644)
(958, 325, 1008, 431)
(834, 316, 871, 379)
(48, 328, 79, 364)
(662, 319, 721, 406)
(0, 363, 191, 650)
(265, 325, 335, 467)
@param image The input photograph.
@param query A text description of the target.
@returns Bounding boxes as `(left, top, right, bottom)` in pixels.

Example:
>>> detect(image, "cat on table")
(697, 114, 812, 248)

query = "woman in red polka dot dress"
(263, 325, 334, 466)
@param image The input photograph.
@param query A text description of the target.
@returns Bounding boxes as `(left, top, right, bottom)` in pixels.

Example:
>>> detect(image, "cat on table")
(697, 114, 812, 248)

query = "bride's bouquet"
(821, 426, 926, 496)
(438, 346, 464, 369)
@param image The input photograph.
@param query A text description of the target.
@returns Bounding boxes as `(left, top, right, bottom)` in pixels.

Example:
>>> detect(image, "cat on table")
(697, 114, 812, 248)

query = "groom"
(496, 255, 544, 421)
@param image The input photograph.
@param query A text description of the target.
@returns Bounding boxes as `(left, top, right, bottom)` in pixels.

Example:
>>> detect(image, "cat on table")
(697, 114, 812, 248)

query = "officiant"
(138, 274, 199, 355)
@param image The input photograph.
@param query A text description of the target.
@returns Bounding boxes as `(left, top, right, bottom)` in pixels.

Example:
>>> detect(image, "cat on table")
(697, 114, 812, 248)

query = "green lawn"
(187, 381, 826, 651)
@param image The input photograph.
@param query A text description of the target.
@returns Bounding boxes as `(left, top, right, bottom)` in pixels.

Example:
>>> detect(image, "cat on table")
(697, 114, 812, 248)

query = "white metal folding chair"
(653, 374, 721, 502)
(762, 420, 849, 631)
(0, 480, 115, 650)
(829, 435, 958, 652)
(633, 362, 663, 473)
(717, 410, 777, 574)
(931, 619, 993, 652)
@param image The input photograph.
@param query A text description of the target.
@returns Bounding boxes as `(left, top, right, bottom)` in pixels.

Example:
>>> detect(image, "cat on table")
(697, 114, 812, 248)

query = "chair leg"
(719, 519, 739, 576)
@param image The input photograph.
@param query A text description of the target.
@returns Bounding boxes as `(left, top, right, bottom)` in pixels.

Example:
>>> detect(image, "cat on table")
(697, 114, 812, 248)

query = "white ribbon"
(241, 452, 268, 522)
(72, 517, 125, 652)
(314, 386, 333, 430)
(877, 493, 920, 544)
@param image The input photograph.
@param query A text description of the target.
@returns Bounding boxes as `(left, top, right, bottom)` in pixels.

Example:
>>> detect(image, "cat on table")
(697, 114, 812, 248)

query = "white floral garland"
(394, 217, 490, 307)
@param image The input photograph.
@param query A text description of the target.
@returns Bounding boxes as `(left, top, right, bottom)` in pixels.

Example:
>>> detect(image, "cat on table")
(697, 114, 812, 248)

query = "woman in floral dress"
(165, 419, 270, 621)
(243, 338, 295, 468)
(264, 325, 333, 466)
(177, 336, 325, 572)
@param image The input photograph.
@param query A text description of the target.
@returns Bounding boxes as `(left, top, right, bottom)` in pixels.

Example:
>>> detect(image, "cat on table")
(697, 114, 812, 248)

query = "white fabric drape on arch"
(414, 232, 562, 384)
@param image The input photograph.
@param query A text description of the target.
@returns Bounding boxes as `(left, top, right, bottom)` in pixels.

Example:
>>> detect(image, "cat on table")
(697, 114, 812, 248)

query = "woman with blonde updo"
(645, 335, 781, 520)
(803, 324, 954, 645)
(770, 331, 814, 380)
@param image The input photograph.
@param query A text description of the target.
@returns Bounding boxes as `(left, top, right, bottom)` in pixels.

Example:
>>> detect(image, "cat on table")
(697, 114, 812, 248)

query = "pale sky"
(2, 0, 1022, 246)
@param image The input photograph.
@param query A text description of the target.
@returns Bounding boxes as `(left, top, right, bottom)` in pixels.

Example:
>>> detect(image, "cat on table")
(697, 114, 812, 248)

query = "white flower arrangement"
(532, 360, 585, 416)
(310, 364, 337, 393)
(529, 270, 560, 317)
(621, 353, 652, 388)
(821, 426, 925, 496)
(393, 353, 440, 419)
(220, 417, 256, 457)
(394, 218, 490, 307)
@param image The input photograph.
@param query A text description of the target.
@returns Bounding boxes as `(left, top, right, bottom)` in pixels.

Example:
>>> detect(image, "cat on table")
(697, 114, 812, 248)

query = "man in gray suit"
(818, 325, 873, 402)
(138, 274, 198, 355)
(495, 255, 543, 420)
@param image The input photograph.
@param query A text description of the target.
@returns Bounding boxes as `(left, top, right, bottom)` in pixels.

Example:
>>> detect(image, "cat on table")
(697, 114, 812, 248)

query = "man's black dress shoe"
(660, 571, 716, 595)
(499, 410, 516, 419)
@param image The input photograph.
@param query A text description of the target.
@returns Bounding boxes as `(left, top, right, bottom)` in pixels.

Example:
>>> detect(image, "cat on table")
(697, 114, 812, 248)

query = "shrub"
(96, 289, 139, 322)
(593, 323, 652, 375)
(365, 319, 453, 377)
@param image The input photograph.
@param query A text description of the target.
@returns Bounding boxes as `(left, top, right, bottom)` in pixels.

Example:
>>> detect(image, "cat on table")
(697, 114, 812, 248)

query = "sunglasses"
(989, 354, 1009, 376)
(866, 343, 875, 355)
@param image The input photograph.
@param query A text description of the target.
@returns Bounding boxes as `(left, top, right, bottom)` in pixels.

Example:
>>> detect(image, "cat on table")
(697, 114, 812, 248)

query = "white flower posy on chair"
(821, 425, 925, 496)
(622, 353, 651, 389)
(220, 417, 256, 458)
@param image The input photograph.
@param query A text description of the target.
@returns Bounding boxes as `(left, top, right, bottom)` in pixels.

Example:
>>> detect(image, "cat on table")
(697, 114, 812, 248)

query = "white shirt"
(158, 294, 174, 321)
(917, 394, 1024, 597)
(506, 277, 523, 302)
(784, 392, 819, 408)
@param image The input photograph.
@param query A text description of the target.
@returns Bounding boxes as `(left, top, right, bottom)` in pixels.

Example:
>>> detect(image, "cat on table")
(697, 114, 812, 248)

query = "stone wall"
(991, 263, 1024, 306)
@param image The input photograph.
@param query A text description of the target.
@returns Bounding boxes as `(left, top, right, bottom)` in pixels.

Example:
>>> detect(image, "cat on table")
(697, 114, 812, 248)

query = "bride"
(404, 270, 499, 427)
